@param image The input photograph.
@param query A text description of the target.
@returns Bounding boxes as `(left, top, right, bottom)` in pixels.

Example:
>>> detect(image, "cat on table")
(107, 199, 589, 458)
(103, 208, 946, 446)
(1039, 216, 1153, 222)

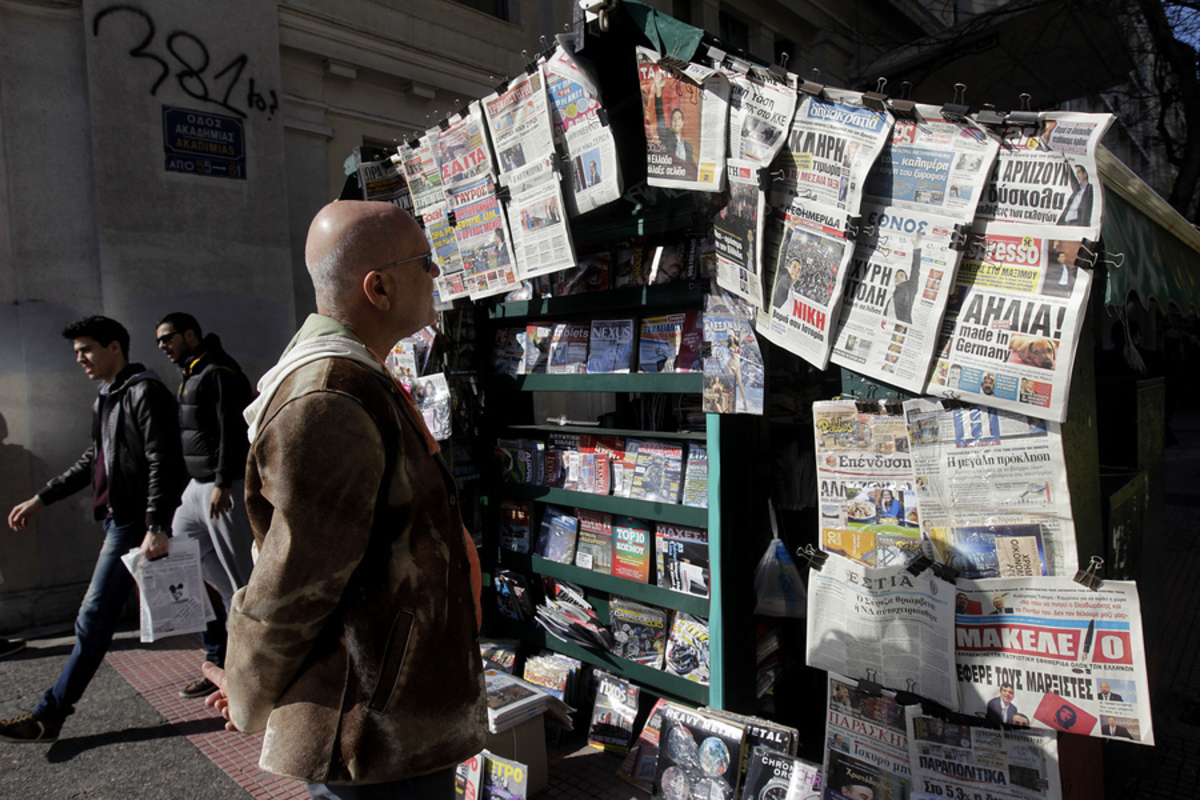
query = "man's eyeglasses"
(378, 252, 435, 274)
(156, 331, 180, 346)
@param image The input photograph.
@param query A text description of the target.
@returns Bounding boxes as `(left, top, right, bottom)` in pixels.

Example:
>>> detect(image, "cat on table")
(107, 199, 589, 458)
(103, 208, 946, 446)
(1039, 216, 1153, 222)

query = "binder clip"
(494, 184, 512, 203)
(893, 680, 922, 707)
(940, 83, 970, 123)
(597, 107, 610, 127)
(889, 80, 918, 120)
(408, 137, 421, 150)
(975, 103, 1007, 127)
(949, 223, 971, 251)
(524, 59, 539, 76)
(1075, 239, 1100, 269)
(800, 68, 826, 99)
(796, 544, 829, 572)
(757, 167, 772, 193)
(1007, 93, 1040, 127)
(438, 117, 451, 131)
(413, 214, 427, 230)
(768, 51, 791, 84)
(905, 553, 934, 576)
(857, 670, 883, 696)
(446, 210, 457, 228)
(845, 216, 863, 241)
(1074, 555, 1104, 591)
(862, 78, 888, 113)
(494, 78, 511, 95)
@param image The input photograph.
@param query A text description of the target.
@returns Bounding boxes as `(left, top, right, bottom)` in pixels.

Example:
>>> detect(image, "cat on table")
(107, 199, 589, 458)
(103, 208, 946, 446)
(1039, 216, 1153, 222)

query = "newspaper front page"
(813, 399, 921, 568)
(828, 210, 962, 392)
(503, 158, 577, 280)
(824, 673, 913, 800)
(544, 43, 622, 216)
(357, 156, 413, 213)
(906, 710, 1061, 800)
(903, 399, 1078, 579)
(974, 112, 1115, 243)
(921, 228, 1093, 422)
(807, 552, 958, 709)
(447, 175, 521, 299)
(398, 135, 445, 216)
(726, 62, 796, 166)
(482, 64, 554, 180)
(954, 577, 1153, 745)
(713, 159, 767, 306)
(120, 537, 213, 643)
(636, 46, 730, 192)
(423, 202, 470, 301)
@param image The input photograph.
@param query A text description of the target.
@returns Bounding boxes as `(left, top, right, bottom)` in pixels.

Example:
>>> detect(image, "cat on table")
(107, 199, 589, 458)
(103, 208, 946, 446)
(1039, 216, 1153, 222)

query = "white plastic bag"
(753, 503, 807, 618)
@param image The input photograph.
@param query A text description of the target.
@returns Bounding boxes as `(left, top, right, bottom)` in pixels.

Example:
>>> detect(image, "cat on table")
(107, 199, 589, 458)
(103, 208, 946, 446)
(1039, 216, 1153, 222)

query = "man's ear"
(362, 269, 392, 311)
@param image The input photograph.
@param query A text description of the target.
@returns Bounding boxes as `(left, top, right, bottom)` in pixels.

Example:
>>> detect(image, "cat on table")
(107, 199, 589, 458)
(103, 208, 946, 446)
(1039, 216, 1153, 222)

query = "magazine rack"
(483, 283, 760, 711)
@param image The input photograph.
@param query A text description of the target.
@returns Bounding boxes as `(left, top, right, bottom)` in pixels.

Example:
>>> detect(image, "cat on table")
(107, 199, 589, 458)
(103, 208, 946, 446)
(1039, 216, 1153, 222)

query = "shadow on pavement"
(46, 717, 228, 763)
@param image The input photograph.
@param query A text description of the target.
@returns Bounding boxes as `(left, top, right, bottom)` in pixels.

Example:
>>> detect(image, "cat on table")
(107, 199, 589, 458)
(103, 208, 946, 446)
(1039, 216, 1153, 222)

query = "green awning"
(1100, 149, 1200, 316)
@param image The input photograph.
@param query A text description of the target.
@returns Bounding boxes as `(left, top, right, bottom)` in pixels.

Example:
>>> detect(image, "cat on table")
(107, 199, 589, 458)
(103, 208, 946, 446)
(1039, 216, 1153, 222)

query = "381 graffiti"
(93, 4, 278, 121)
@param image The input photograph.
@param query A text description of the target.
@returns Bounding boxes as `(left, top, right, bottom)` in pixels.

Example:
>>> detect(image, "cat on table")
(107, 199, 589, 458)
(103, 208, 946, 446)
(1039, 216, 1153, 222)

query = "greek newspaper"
(503, 158, 577, 280)
(636, 46, 730, 192)
(823, 673, 913, 800)
(545, 43, 622, 216)
(714, 159, 767, 306)
(725, 61, 796, 166)
(447, 174, 521, 299)
(423, 202, 470, 301)
(974, 112, 1115, 243)
(813, 399, 921, 568)
(953, 577, 1153, 745)
(120, 537, 213, 643)
(907, 710, 1061, 800)
(482, 64, 554, 180)
(921, 228, 1093, 422)
(807, 552, 958, 709)
(758, 89, 893, 368)
(903, 399, 1078, 579)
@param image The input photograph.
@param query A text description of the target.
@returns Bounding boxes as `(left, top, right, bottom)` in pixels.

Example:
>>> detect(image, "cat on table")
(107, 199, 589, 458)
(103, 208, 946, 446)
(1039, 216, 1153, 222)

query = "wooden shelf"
(498, 551, 710, 618)
(495, 372, 702, 394)
(491, 617, 709, 706)
(502, 485, 708, 528)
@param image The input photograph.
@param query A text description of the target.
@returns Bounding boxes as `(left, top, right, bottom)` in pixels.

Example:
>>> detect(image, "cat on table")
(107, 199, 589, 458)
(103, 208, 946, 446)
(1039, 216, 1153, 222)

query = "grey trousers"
(171, 478, 255, 615)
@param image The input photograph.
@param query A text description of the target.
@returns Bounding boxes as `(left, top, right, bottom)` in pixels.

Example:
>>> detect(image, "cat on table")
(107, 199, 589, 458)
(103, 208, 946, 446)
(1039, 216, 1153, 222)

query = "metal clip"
(941, 83, 969, 122)
(796, 544, 829, 572)
(1074, 555, 1104, 591)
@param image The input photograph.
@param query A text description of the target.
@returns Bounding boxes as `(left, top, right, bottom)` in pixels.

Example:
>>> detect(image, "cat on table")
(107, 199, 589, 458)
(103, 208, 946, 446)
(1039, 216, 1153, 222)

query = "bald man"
(201, 201, 485, 799)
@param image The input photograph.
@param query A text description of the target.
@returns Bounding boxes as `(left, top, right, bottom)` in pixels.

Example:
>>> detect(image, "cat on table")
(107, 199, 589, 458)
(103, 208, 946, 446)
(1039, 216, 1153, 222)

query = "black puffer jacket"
(39, 363, 186, 530)
(177, 334, 252, 487)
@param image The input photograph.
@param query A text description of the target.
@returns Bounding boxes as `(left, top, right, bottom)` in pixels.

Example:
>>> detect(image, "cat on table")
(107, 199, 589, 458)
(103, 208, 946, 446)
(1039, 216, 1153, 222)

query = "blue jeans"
(33, 517, 141, 724)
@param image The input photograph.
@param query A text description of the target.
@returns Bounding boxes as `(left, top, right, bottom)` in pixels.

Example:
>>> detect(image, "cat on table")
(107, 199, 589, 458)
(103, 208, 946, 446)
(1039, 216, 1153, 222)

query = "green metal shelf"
(495, 373, 702, 393)
(489, 281, 710, 321)
(502, 484, 708, 528)
(491, 617, 709, 706)
(498, 551, 710, 618)
(507, 424, 706, 441)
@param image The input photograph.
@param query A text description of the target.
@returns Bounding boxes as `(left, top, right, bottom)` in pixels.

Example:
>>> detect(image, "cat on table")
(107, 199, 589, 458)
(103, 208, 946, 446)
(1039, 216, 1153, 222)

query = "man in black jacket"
(3, 316, 185, 742)
(155, 312, 255, 699)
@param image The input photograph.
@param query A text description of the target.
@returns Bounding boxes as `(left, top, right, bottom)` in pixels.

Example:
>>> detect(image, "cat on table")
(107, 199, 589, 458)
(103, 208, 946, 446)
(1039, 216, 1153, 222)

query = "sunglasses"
(156, 331, 181, 346)
(378, 252, 435, 274)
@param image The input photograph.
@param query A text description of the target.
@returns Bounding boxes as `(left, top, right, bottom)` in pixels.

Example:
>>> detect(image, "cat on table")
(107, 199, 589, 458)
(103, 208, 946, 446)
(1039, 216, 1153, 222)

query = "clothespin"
(941, 83, 969, 123)
(1007, 93, 1039, 127)
(1074, 555, 1104, 591)
(862, 77, 888, 113)
(796, 544, 829, 572)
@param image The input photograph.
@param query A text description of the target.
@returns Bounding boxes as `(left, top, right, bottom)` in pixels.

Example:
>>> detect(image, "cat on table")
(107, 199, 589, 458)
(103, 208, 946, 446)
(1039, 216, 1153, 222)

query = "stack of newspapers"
(483, 668, 572, 734)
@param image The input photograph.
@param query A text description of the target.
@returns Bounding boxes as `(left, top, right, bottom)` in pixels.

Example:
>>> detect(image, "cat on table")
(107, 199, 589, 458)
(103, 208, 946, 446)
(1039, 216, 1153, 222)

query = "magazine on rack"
(654, 703, 745, 800)
(664, 612, 711, 685)
(574, 509, 614, 574)
(607, 596, 667, 669)
(499, 498, 534, 554)
(636, 46, 730, 193)
(612, 515, 652, 582)
(523, 322, 554, 374)
(639, 313, 685, 373)
(617, 698, 670, 793)
(655, 523, 710, 598)
(704, 291, 765, 414)
(741, 745, 821, 800)
(588, 670, 640, 754)
(534, 505, 578, 564)
(480, 749, 532, 800)
(680, 444, 708, 508)
(547, 321, 590, 374)
(411, 373, 451, 441)
(629, 440, 684, 504)
(587, 318, 636, 373)
(552, 253, 610, 296)
(493, 327, 526, 376)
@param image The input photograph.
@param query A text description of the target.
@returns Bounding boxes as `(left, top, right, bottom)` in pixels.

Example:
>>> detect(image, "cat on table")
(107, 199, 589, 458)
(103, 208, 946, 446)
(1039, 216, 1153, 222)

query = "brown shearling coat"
(226, 356, 486, 784)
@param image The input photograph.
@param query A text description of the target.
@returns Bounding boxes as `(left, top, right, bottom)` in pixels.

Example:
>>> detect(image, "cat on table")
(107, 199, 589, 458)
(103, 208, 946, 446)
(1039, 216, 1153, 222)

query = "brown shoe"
(178, 676, 218, 699)
(0, 712, 61, 743)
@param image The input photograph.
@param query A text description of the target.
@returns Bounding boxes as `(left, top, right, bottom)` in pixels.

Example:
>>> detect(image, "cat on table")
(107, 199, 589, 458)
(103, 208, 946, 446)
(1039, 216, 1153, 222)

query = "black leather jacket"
(39, 363, 186, 530)
(176, 334, 251, 486)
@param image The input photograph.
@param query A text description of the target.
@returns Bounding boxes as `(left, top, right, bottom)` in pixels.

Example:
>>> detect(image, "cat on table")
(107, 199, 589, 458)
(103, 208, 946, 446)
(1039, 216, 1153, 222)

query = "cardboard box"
(485, 714, 548, 796)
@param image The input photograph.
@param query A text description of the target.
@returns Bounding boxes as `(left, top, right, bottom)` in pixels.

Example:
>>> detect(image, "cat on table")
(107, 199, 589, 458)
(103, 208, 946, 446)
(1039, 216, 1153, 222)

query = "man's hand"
(8, 497, 44, 531)
(202, 662, 242, 731)
(209, 486, 233, 520)
(140, 529, 170, 559)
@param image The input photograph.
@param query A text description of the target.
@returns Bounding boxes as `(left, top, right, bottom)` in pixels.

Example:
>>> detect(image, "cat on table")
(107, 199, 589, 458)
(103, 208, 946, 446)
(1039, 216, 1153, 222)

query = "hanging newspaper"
(954, 577, 1153, 745)
(862, 104, 1000, 226)
(823, 673, 913, 800)
(725, 59, 796, 165)
(812, 399, 921, 569)
(430, 102, 496, 188)
(758, 89, 893, 368)
(906, 710, 1061, 800)
(412, 372, 452, 441)
(975, 112, 1115, 242)
(398, 135, 446, 217)
(922, 228, 1093, 422)
(713, 159, 767, 306)
(829, 215, 961, 391)
(636, 46, 730, 192)
(903, 399, 1078, 579)
(482, 63, 555, 179)
(703, 289, 765, 415)
(544, 42, 622, 215)
(807, 552, 958, 709)
(447, 175, 521, 299)
(503, 157, 577, 280)
(356, 155, 413, 213)
(120, 537, 214, 643)
(423, 202, 470, 301)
